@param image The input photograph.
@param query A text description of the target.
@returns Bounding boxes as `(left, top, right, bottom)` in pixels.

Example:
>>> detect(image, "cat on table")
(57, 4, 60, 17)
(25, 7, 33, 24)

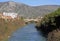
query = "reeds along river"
(8, 23, 47, 41)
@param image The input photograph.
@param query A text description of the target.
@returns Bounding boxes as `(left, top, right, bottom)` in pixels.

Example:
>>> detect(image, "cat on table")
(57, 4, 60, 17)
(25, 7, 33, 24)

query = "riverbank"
(35, 8, 60, 41)
(0, 18, 25, 41)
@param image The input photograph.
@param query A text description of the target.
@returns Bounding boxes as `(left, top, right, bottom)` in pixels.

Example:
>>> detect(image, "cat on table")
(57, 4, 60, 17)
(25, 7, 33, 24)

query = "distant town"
(0, 12, 43, 23)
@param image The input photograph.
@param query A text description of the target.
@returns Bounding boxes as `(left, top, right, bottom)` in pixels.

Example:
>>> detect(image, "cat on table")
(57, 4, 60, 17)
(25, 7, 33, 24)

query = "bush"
(36, 8, 60, 37)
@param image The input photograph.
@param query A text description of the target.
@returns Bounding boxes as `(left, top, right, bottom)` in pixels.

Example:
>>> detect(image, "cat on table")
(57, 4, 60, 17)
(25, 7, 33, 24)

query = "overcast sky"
(0, 0, 60, 6)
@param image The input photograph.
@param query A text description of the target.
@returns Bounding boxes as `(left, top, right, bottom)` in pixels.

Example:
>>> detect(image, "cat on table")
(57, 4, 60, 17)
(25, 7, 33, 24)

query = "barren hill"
(0, 1, 60, 18)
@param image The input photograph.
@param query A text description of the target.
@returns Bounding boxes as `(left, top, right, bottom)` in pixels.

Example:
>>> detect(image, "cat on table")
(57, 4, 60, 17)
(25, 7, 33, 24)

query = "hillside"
(0, 1, 59, 18)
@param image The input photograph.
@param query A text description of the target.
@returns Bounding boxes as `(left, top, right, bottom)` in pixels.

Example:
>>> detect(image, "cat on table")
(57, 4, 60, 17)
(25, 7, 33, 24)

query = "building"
(3, 12, 18, 18)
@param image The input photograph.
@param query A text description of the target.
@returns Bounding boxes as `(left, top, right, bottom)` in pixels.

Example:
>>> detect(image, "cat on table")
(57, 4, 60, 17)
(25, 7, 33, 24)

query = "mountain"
(0, 1, 60, 18)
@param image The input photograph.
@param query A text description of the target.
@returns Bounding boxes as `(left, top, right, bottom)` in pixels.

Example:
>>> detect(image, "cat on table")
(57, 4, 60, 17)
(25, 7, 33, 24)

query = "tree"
(36, 8, 60, 37)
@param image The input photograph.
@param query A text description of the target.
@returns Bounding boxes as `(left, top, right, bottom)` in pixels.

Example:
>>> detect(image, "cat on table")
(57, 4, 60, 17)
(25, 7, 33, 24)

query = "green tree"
(36, 8, 60, 37)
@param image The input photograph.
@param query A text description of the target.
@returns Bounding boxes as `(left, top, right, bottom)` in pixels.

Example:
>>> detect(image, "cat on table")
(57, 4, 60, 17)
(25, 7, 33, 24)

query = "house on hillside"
(3, 12, 18, 19)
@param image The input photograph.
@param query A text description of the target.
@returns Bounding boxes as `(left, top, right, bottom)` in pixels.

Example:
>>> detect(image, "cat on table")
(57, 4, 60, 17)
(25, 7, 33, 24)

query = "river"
(8, 24, 47, 41)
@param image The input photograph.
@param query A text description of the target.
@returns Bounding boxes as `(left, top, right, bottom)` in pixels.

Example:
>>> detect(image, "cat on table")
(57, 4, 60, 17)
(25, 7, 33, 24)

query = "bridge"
(24, 19, 41, 23)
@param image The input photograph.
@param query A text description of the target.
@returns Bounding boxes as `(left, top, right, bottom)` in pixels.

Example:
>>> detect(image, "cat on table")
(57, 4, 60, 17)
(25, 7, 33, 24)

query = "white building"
(3, 12, 18, 18)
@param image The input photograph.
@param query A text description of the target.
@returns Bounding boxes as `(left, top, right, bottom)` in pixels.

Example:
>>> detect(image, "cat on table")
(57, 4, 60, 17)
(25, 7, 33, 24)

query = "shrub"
(36, 8, 60, 37)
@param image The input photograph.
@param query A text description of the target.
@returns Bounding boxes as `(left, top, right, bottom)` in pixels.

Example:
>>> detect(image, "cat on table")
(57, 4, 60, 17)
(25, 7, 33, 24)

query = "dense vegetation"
(0, 17, 25, 41)
(36, 8, 60, 37)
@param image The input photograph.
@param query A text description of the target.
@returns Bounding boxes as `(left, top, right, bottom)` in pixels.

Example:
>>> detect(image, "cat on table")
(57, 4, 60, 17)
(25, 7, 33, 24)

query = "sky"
(0, 0, 60, 6)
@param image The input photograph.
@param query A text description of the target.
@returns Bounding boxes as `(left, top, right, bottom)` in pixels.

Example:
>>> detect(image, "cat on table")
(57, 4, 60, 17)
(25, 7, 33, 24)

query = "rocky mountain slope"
(0, 1, 60, 18)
